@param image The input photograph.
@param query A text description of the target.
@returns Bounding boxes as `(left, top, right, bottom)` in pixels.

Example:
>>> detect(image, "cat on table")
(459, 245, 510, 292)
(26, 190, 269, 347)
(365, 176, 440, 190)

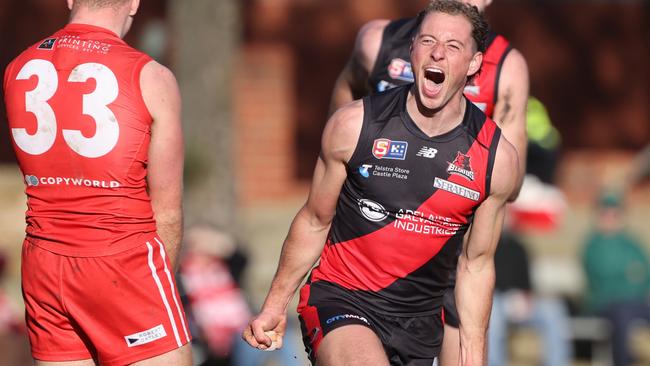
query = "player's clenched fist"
(242, 311, 286, 351)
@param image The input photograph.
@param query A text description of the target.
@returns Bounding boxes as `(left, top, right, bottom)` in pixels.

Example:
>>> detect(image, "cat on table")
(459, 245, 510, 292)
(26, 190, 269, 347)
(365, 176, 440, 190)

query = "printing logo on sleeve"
(37, 38, 57, 50)
(372, 138, 408, 160)
(447, 152, 475, 181)
(388, 58, 414, 82)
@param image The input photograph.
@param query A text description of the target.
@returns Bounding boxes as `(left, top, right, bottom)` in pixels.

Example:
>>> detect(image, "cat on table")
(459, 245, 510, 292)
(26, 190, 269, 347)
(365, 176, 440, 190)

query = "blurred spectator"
(488, 230, 573, 366)
(0, 252, 22, 335)
(179, 226, 251, 365)
(525, 96, 561, 185)
(581, 192, 650, 366)
(627, 144, 650, 188)
(0, 251, 30, 366)
(180, 225, 304, 366)
(508, 96, 565, 232)
(488, 96, 572, 366)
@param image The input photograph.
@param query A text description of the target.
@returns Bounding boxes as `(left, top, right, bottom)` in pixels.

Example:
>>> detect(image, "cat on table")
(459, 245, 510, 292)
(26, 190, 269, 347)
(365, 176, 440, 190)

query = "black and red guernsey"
(367, 17, 512, 119)
(307, 85, 501, 315)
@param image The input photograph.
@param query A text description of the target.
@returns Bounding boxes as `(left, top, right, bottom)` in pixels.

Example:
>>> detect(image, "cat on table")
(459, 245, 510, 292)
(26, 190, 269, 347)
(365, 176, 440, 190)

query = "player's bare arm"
(141, 60, 184, 271)
(329, 20, 388, 114)
(492, 48, 528, 200)
(243, 101, 364, 350)
(455, 135, 518, 366)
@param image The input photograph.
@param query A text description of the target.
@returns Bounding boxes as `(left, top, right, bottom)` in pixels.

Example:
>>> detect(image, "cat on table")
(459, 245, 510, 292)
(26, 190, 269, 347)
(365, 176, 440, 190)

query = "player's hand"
(242, 310, 287, 351)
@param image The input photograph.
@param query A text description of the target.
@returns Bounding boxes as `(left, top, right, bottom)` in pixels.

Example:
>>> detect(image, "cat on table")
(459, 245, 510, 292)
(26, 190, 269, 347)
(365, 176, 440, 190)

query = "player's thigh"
(317, 325, 389, 366)
(130, 343, 192, 366)
(63, 239, 191, 364)
(35, 360, 96, 366)
(437, 323, 460, 366)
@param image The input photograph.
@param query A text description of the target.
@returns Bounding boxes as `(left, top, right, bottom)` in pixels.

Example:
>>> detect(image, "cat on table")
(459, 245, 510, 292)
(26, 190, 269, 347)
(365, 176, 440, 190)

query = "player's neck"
(406, 91, 466, 138)
(69, 8, 130, 38)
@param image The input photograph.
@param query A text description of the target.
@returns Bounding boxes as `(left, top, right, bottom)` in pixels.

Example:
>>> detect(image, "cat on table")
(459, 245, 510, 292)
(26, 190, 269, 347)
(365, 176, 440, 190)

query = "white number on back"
(12, 59, 58, 155)
(12, 59, 120, 158)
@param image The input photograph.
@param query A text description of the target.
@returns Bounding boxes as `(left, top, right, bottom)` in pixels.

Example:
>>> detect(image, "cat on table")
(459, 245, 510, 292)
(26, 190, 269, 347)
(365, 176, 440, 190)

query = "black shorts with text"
(297, 280, 442, 366)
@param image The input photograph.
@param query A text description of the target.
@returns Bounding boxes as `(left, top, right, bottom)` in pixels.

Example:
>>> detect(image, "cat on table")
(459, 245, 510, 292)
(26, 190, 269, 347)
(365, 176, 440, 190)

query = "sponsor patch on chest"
(447, 152, 475, 181)
(434, 177, 480, 201)
(358, 198, 389, 222)
(372, 138, 408, 160)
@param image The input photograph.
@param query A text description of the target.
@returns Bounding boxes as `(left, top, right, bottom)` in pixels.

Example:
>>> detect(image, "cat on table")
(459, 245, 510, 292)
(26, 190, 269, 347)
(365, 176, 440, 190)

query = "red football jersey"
(464, 34, 511, 118)
(4, 23, 157, 256)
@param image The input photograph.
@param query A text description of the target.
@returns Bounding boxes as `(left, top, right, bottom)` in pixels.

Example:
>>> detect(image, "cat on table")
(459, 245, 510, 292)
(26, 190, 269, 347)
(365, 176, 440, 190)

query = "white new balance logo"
(416, 146, 438, 159)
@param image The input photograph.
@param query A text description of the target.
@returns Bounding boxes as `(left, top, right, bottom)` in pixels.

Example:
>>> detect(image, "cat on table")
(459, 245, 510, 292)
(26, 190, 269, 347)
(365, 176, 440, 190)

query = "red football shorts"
(21, 235, 191, 365)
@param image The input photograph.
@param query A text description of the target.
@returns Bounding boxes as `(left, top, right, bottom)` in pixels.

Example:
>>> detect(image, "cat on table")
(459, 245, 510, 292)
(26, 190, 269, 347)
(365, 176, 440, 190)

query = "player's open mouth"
(422, 67, 444, 97)
(424, 68, 445, 84)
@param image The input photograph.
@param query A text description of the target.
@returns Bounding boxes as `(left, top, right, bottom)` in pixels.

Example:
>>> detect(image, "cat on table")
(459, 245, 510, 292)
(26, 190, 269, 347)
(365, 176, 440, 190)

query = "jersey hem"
(25, 230, 159, 257)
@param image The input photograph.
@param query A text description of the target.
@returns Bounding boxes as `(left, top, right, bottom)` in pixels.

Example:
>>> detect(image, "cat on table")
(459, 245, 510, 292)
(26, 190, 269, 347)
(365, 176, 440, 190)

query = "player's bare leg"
(33, 344, 191, 366)
(130, 343, 192, 366)
(438, 323, 460, 366)
(35, 360, 96, 366)
(316, 325, 389, 366)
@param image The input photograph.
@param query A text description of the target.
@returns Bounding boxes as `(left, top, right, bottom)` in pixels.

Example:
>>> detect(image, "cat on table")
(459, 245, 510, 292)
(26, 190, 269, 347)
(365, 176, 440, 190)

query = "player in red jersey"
(329, 1, 528, 364)
(243, 2, 519, 365)
(3, 0, 191, 364)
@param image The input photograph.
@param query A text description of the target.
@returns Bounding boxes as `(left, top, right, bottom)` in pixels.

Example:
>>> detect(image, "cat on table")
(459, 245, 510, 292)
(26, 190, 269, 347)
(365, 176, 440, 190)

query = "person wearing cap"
(581, 192, 650, 366)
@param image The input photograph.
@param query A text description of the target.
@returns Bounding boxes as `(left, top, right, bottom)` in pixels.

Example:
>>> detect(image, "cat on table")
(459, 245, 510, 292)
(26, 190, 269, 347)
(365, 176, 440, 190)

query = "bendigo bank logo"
(372, 138, 408, 160)
(447, 152, 475, 181)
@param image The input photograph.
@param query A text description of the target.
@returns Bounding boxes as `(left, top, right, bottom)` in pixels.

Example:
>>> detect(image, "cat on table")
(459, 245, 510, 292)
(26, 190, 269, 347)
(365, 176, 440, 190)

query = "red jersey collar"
(64, 23, 121, 39)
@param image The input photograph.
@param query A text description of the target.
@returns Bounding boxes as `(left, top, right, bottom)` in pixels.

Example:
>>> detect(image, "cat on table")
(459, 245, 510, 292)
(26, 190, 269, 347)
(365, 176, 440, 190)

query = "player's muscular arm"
(492, 49, 528, 201)
(141, 60, 184, 271)
(243, 101, 364, 350)
(329, 20, 388, 115)
(455, 136, 518, 366)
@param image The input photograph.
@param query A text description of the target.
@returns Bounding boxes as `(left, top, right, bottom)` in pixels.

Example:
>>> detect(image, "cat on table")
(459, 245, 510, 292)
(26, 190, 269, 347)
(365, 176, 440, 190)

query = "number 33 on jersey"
(4, 24, 154, 179)
(3, 24, 156, 255)
(12, 59, 119, 158)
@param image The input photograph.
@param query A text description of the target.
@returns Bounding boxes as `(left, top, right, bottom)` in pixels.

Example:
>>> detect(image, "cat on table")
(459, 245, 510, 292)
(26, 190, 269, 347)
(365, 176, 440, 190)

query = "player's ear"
(467, 52, 482, 77)
(129, 0, 140, 16)
(67, 0, 74, 11)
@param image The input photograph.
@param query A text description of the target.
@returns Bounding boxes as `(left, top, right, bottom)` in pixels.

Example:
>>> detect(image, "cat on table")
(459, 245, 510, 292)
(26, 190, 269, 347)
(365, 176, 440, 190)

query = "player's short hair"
(414, 0, 489, 53)
(72, 0, 131, 10)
